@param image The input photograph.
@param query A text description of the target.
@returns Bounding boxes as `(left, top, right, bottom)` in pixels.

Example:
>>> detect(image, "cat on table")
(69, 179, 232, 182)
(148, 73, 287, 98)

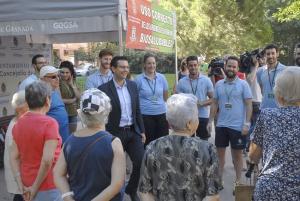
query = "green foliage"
(273, 0, 300, 22)
(74, 47, 87, 62)
(74, 42, 119, 65)
(123, 49, 176, 74)
(160, 0, 273, 60)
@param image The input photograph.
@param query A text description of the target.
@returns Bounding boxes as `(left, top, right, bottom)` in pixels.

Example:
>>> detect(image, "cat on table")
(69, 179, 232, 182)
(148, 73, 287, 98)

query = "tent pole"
(118, 3, 123, 56)
(173, 12, 178, 84)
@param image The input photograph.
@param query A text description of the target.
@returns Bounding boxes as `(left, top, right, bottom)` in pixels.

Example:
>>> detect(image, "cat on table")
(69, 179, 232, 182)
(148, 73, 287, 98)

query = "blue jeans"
(33, 189, 62, 201)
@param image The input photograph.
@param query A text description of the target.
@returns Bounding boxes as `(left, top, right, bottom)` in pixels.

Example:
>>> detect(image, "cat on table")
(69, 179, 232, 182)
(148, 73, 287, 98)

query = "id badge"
(197, 100, 202, 108)
(151, 96, 158, 102)
(268, 93, 274, 99)
(225, 103, 232, 109)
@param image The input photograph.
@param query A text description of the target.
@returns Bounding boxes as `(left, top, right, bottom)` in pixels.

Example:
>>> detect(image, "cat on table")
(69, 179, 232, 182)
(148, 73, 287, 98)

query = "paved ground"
(0, 123, 251, 201)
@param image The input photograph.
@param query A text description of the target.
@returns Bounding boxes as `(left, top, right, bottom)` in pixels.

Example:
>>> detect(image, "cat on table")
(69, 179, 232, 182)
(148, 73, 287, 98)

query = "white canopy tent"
(0, 0, 127, 53)
(0, 0, 128, 126)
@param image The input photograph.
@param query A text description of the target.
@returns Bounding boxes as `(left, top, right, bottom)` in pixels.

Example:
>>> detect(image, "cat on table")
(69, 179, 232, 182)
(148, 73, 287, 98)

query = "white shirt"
(113, 79, 133, 126)
(246, 67, 262, 103)
(18, 74, 38, 91)
(4, 118, 22, 194)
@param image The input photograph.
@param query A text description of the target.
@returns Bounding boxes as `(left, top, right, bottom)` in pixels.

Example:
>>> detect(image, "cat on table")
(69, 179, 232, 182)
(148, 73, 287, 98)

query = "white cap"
(40, 66, 59, 78)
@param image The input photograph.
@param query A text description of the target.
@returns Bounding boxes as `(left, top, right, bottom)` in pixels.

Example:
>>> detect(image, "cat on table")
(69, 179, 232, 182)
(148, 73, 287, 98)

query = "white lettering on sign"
(140, 33, 174, 48)
(0, 25, 34, 33)
(140, 5, 152, 17)
(141, 21, 173, 36)
(152, 10, 173, 25)
(140, 5, 173, 26)
(53, 21, 78, 30)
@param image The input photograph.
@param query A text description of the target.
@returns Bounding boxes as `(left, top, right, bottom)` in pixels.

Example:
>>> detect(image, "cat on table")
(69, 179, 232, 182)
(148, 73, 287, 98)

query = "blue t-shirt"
(214, 78, 252, 131)
(176, 75, 214, 118)
(256, 63, 285, 109)
(135, 73, 168, 115)
(47, 90, 69, 143)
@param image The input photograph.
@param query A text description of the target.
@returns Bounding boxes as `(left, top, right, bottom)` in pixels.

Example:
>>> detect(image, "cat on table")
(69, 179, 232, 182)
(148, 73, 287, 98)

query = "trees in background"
(73, 0, 300, 73)
(159, 0, 299, 65)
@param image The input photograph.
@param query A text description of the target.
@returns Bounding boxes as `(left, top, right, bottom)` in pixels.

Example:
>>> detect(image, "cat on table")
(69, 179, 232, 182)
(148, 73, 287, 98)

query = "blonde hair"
(274, 66, 300, 104)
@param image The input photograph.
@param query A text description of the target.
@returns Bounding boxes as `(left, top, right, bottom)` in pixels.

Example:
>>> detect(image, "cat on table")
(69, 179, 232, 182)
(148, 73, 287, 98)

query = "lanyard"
(267, 62, 279, 89)
(224, 81, 236, 103)
(189, 78, 199, 95)
(145, 77, 156, 96)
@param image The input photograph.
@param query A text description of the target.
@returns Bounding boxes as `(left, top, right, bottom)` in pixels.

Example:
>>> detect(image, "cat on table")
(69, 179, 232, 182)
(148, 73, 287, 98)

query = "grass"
(76, 73, 176, 95)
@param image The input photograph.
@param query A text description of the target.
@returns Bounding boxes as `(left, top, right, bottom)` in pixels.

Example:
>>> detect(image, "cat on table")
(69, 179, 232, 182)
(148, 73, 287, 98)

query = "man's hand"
(141, 133, 146, 144)
(197, 100, 204, 108)
(206, 121, 213, 134)
(241, 125, 250, 136)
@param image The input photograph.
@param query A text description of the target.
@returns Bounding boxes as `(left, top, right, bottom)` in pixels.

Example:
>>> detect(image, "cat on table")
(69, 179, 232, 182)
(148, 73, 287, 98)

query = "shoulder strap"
(72, 133, 109, 175)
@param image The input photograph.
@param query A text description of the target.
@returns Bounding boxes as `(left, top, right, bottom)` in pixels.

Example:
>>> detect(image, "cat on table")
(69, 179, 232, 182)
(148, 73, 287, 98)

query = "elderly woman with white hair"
(249, 67, 300, 201)
(138, 93, 222, 201)
(4, 91, 28, 201)
(54, 88, 125, 201)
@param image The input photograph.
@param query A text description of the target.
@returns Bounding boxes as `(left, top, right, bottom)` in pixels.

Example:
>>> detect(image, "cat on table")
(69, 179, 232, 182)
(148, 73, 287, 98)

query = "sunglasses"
(45, 75, 59, 79)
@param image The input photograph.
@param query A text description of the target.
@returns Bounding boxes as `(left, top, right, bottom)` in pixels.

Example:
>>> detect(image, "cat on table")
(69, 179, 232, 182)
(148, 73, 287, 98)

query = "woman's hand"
(23, 185, 38, 201)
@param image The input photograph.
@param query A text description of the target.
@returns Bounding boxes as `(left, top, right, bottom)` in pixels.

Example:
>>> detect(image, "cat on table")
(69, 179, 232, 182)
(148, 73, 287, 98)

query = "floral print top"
(138, 134, 222, 201)
(251, 106, 300, 201)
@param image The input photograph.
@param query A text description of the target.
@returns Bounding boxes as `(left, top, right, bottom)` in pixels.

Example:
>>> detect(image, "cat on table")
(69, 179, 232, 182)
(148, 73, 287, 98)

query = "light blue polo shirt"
(214, 77, 252, 131)
(176, 74, 214, 118)
(85, 70, 113, 90)
(256, 63, 285, 109)
(135, 72, 168, 115)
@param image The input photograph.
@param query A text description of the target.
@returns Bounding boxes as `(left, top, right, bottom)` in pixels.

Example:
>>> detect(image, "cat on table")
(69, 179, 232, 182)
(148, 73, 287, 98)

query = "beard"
(225, 70, 236, 78)
(295, 58, 300, 67)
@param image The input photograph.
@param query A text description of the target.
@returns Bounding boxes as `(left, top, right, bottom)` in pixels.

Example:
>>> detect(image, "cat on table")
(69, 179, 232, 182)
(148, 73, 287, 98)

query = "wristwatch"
(243, 122, 251, 128)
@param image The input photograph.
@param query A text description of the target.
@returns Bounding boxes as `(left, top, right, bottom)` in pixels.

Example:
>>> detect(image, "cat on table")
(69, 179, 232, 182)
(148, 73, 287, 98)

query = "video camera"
(240, 49, 264, 74)
(208, 57, 224, 76)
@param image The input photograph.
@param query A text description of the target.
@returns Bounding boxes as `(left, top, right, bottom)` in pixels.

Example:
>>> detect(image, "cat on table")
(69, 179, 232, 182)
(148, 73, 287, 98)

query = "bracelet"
(61, 191, 74, 199)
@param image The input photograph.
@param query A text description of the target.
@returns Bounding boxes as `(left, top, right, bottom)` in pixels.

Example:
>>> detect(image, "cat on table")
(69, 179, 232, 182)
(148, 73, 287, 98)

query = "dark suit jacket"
(98, 79, 145, 135)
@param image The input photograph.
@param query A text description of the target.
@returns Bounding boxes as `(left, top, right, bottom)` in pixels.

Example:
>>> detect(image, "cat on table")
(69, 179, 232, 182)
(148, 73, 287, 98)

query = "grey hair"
(79, 89, 112, 127)
(25, 81, 52, 109)
(274, 66, 300, 104)
(11, 90, 26, 110)
(166, 93, 198, 131)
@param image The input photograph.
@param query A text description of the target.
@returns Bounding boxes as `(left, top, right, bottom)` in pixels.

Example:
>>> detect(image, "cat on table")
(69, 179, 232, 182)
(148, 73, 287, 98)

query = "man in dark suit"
(99, 56, 145, 201)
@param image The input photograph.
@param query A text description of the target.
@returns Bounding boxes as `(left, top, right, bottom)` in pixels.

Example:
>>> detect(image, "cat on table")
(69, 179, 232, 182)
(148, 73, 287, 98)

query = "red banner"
(126, 0, 175, 53)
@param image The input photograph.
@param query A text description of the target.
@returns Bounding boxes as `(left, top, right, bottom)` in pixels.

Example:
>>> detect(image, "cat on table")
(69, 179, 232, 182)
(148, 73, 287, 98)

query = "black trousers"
(196, 118, 210, 140)
(142, 113, 169, 146)
(113, 127, 145, 195)
(13, 194, 24, 201)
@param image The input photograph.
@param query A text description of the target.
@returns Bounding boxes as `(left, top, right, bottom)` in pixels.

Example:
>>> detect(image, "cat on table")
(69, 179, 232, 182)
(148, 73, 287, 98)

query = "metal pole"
(173, 12, 178, 84)
(118, 3, 123, 56)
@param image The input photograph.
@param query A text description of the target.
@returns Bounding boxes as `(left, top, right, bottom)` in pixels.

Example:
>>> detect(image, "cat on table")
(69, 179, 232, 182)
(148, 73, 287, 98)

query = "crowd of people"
(3, 43, 300, 201)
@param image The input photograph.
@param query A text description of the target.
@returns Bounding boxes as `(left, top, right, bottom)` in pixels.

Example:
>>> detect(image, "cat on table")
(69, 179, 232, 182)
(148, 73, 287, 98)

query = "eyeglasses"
(36, 62, 47, 65)
(45, 75, 59, 79)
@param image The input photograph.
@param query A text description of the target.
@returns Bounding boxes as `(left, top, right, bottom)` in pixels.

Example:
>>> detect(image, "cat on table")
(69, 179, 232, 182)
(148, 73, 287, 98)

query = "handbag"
(235, 183, 255, 201)
(235, 164, 258, 201)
